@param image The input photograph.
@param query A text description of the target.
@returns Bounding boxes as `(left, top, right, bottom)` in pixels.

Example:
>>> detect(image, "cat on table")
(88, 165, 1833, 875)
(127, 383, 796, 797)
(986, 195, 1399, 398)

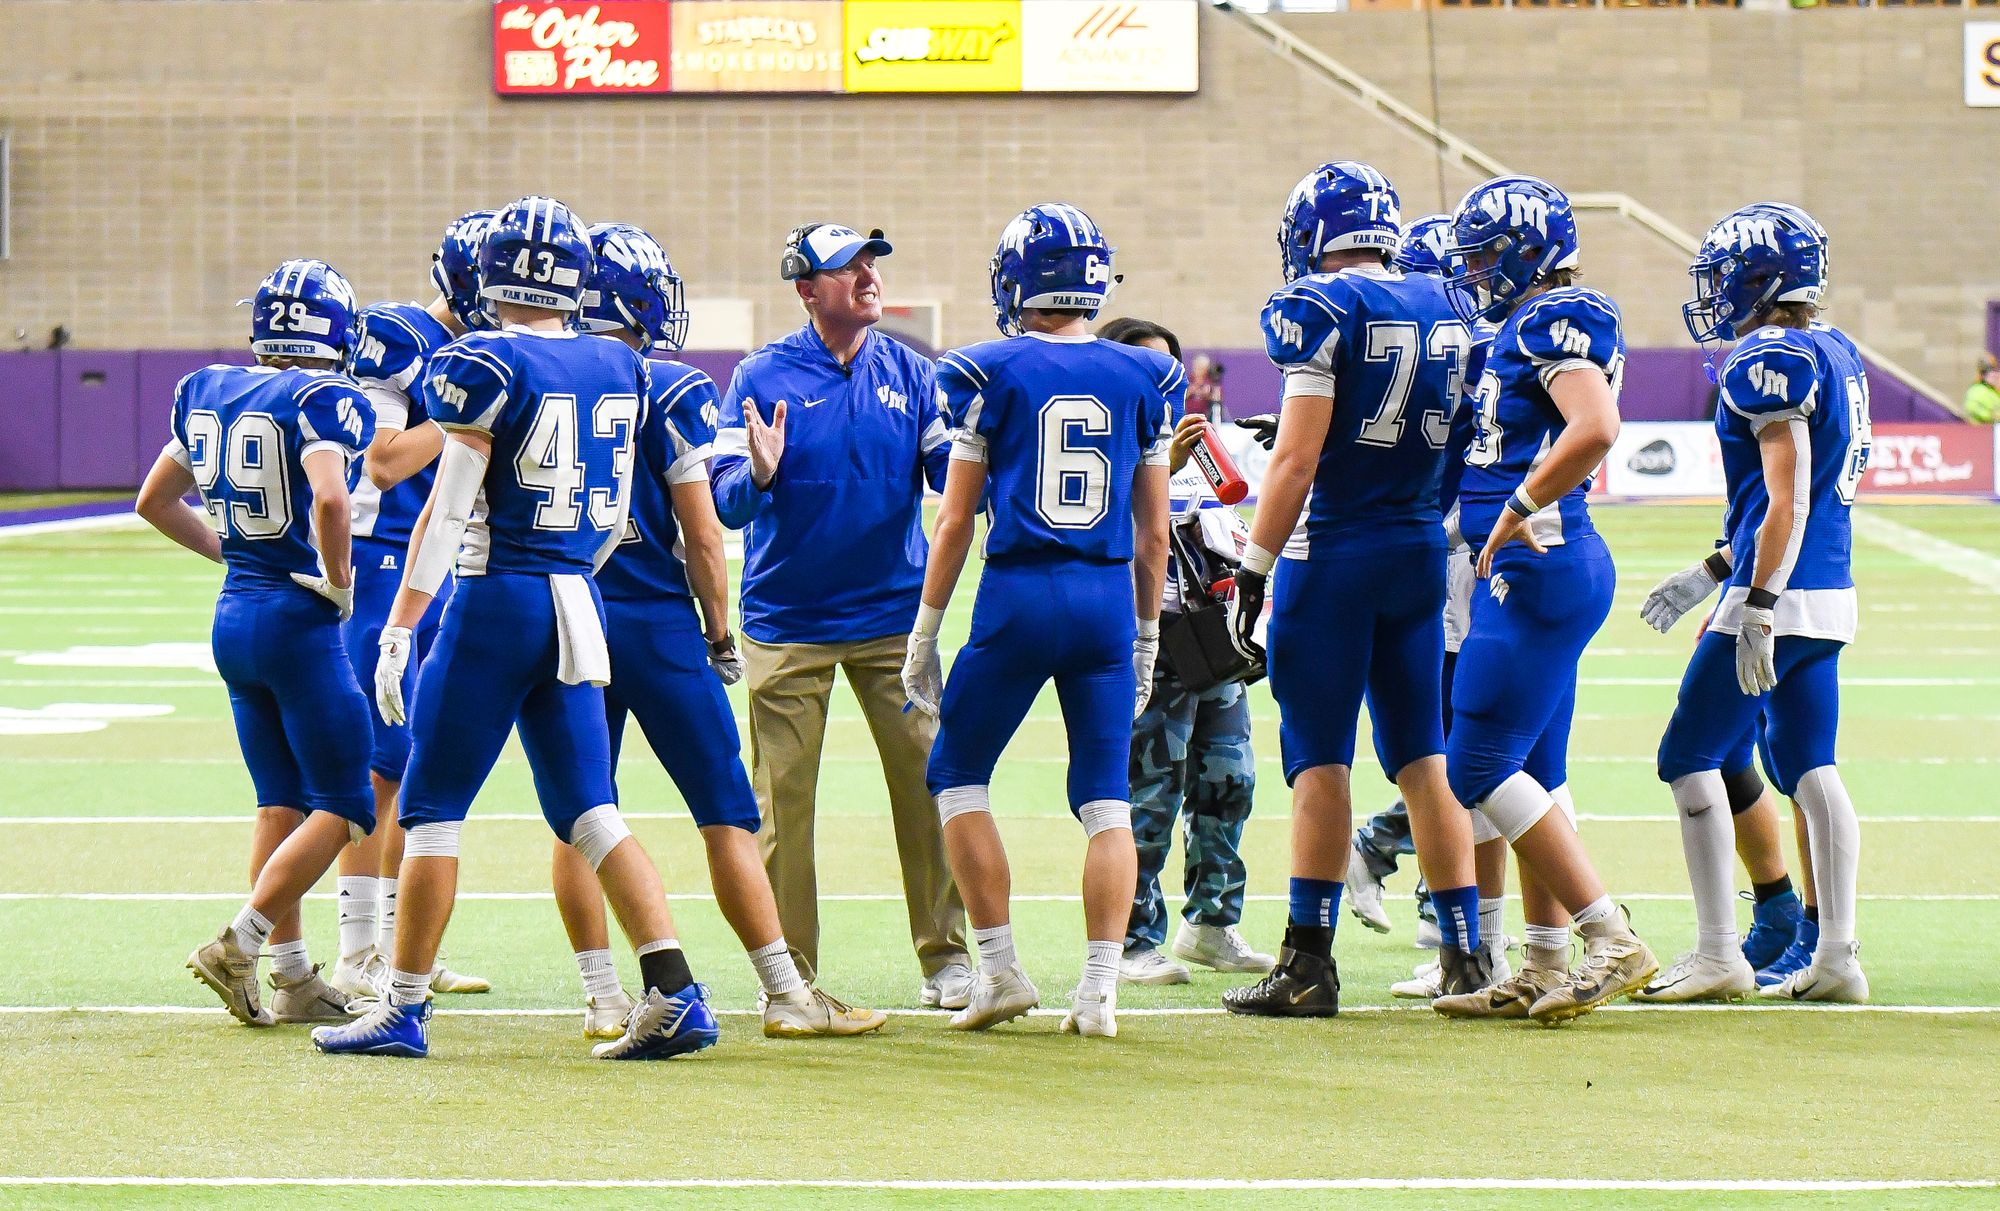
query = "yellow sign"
(842, 0, 1022, 93)
(671, 0, 844, 92)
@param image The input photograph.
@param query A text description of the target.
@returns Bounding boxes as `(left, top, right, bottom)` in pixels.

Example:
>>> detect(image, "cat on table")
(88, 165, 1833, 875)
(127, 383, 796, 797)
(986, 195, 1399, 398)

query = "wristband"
(1505, 486, 1544, 519)
(1136, 616, 1160, 640)
(1745, 587, 1780, 611)
(1702, 551, 1733, 582)
(914, 603, 946, 638)
(1239, 542, 1277, 578)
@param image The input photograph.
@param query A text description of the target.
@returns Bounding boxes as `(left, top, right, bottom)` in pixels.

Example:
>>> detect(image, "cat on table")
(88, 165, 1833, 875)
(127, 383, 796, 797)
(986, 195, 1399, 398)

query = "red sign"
(1860, 423, 1996, 496)
(494, 2, 672, 95)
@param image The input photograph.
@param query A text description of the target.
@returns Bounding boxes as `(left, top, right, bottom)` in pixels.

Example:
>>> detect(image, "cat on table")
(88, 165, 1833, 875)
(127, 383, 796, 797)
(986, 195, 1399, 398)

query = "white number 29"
(185, 409, 293, 539)
(1035, 395, 1112, 529)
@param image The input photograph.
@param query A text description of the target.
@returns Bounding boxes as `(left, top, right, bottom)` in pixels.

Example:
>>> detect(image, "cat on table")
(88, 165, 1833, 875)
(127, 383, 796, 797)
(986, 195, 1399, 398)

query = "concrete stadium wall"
(0, 2, 1988, 399)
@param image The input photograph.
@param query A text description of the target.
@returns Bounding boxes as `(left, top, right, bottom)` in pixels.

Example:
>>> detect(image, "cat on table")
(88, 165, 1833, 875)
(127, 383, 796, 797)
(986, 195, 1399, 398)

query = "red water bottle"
(1191, 423, 1248, 505)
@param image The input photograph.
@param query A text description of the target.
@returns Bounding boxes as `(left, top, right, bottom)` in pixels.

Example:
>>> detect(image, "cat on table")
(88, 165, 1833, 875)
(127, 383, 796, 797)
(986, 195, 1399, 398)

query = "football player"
(312, 197, 714, 1060)
(326, 210, 496, 1003)
(903, 203, 1181, 1038)
(1218, 164, 1490, 1019)
(138, 260, 375, 1027)
(577, 221, 886, 1039)
(1637, 202, 1869, 1003)
(1426, 176, 1657, 1025)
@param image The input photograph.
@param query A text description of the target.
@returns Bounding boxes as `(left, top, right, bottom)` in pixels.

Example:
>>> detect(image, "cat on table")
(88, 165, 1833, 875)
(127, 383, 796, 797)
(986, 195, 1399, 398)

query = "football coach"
(711, 222, 972, 1007)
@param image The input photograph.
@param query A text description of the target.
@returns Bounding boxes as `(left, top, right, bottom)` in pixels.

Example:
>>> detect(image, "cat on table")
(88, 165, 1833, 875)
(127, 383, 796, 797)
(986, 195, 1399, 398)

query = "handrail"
(1217, 2, 1960, 414)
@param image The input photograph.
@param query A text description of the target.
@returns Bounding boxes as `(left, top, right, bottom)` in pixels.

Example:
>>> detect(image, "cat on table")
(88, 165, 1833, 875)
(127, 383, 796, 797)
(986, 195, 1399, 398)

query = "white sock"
(972, 923, 1017, 973)
(1572, 895, 1615, 929)
(1671, 771, 1740, 959)
(230, 906, 273, 957)
(747, 938, 808, 1000)
(377, 877, 398, 961)
(268, 938, 311, 982)
(336, 876, 379, 959)
(1081, 940, 1120, 994)
(1794, 766, 1860, 950)
(388, 967, 430, 1008)
(574, 948, 621, 1001)
(1478, 896, 1505, 951)
(1525, 923, 1571, 952)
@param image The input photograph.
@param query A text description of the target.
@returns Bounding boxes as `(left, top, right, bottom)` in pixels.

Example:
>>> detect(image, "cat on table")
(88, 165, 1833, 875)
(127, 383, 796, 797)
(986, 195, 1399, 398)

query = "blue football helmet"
(580, 223, 690, 355)
(430, 209, 497, 331)
(477, 196, 593, 317)
(1682, 202, 1828, 345)
(247, 259, 358, 362)
(1394, 213, 1454, 278)
(1276, 161, 1402, 283)
(1445, 176, 1579, 323)
(989, 202, 1116, 337)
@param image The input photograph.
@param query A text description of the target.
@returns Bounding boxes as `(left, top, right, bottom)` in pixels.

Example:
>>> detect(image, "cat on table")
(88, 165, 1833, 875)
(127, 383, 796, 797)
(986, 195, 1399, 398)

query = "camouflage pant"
(1354, 797, 1435, 925)
(1125, 664, 1256, 951)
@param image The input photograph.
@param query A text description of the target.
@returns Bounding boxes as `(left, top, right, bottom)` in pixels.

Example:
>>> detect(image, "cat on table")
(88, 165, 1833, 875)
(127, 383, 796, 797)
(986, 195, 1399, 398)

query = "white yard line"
(1855, 513, 2000, 592)
(0, 514, 143, 540)
(2, 891, 1993, 904)
(4, 812, 1997, 825)
(0, 1003, 1994, 1020)
(0, 1175, 1989, 1193)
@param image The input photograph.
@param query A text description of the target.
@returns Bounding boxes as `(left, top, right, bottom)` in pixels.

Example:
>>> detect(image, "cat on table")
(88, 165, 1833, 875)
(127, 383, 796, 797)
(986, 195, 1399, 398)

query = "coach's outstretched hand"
(375, 626, 413, 725)
(1234, 413, 1279, 452)
(746, 397, 787, 490)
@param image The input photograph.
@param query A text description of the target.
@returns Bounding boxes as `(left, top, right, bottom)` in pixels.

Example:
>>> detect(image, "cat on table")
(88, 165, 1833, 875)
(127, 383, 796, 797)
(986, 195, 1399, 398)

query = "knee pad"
(936, 785, 991, 826)
(403, 820, 463, 859)
(1468, 806, 1501, 845)
(1548, 783, 1577, 829)
(1723, 766, 1765, 815)
(568, 804, 633, 871)
(1478, 772, 1556, 844)
(1078, 798, 1133, 839)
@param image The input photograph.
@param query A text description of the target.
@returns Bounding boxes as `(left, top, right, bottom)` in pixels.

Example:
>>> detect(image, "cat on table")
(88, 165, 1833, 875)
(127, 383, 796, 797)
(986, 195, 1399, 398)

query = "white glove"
(291, 571, 354, 622)
(375, 625, 413, 726)
(1640, 559, 1723, 634)
(1442, 508, 1466, 555)
(1132, 621, 1160, 720)
(902, 632, 942, 717)
(1734, 605, 1777, 697)
(707, 632, 744, 686)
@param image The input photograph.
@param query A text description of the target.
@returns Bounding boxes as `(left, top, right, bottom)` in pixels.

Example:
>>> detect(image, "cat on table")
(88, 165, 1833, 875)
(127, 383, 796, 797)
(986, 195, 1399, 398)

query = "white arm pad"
(408, 439, 487, 596)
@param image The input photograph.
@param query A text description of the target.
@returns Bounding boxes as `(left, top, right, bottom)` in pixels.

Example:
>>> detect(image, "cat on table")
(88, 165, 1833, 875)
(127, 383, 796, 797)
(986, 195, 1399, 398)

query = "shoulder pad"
(1260, 280, 1349, 369)
(1514, 287, 1622, 370)
(1722, 329, 1819, 417)
(351, 305, 436, 387)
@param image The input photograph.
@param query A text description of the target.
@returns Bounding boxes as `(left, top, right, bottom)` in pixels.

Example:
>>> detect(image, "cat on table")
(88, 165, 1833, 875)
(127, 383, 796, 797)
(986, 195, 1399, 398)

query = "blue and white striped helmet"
(247, 259, 358, 362)
(476, 196, 593, 315)
(1277, 161, 1402, 283)
(988, 202, 1117, 338)
(431, 209, 498, 331)
(580, 223, 690, 355)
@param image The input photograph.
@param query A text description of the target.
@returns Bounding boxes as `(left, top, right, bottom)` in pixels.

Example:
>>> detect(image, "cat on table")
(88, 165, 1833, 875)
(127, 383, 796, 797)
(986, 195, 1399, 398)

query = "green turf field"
(1, 502, 1996, 1208)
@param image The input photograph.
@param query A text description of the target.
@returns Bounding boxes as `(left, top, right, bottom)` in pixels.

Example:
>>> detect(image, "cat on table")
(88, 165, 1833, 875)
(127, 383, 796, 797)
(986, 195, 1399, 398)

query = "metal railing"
(1218, 1, 1959, 412)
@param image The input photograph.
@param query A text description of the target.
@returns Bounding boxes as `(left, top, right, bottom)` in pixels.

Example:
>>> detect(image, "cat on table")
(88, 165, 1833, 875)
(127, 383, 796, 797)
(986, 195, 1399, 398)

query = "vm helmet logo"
(1479, 188, 1549, 232)
(1713, 217, 1778, 251)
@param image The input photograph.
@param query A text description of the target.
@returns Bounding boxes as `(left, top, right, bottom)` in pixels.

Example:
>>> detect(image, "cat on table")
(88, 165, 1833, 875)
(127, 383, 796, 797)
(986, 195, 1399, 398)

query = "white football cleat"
(1761, 941, 1869, 1004)
(583, 989, 635, 1040)
(1414, 917, 1441, 950)
(1632, 950, 1757, 1003)
(948, 963, 1039, 1031)
(1345, 844, 1393, 934)
(762, 987, 888, 1038)
(429, 957, 491, 995)
(1171, 922, 1275, 974)
(1391, 959, 1441, 1000)
(921, 962, 975, 1011)
(1060, 984, 1118, 1038)
(329, 948, 388, 1002)
(1118, 947, 1191, 985)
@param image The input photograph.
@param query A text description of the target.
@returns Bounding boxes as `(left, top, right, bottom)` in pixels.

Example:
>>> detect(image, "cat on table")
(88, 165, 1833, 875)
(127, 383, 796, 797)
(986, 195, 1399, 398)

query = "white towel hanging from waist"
(550, 573, 611, 687)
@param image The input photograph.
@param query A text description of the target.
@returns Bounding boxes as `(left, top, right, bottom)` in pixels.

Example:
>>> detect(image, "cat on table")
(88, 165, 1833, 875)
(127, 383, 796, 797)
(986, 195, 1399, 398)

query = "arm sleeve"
(293, 376, 375, 463)
(1261, 285, 1345, 398)
(915, 357, 952, 491)
(1514, 289, 1624, 390)
(1719, 336, 1821, 432)
(422, 339, 511, 434)
(709, 361, 771, 529)
(657, 366, 720, 486)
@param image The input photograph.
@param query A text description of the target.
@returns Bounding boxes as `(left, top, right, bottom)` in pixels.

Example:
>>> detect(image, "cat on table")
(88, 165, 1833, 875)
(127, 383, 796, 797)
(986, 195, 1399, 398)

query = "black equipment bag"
(1158, 512, 1265, 694)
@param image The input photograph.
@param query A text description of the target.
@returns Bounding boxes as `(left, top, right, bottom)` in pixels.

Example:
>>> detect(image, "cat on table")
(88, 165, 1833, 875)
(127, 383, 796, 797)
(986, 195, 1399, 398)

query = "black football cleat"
(1437, 942, 1499, 998)
(1222, 936, 1338, 1018)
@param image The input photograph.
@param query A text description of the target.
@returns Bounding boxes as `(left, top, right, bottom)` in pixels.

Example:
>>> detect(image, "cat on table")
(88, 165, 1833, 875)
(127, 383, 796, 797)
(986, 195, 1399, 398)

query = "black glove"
(1226, 566, 1268, 665)
(1234, 413, 1279, 451)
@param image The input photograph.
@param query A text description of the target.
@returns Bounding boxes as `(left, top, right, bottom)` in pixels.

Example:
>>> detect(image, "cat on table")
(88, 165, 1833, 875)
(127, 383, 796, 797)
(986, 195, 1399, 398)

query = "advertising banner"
(669, 0, 843, 92)
(1861, 423, 1996, 496)
(1966, 22, 2000, 108)
(1020, 1, 1199, 93)
(1601, 421, 1726, 498)
(843, 0, 1023, 92)
(494, 1, 673, 95)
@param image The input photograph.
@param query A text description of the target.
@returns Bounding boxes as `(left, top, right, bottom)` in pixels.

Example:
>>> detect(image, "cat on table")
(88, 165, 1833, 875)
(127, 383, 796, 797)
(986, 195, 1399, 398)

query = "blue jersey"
(348, 302, 452, 544)
(1439, 318, 1498, 517)
(1459, 286, 1626, 548)
(422, 327, 647, 576)
(596, 357, 720, 604)
(1710, 323, 1870, 642)
(1261, 266, 1473, 555)
(936, 333, 1182, 564)
(170, 364, 373, 593)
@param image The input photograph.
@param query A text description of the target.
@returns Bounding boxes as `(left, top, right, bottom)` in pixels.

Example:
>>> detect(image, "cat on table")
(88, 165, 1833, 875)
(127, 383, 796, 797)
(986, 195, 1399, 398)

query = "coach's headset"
(780, 222, 888, 282)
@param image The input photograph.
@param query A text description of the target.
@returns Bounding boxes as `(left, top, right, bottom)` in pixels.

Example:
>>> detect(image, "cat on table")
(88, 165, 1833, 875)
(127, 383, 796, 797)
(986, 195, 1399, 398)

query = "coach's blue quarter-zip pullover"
(713, 323, 951, 645)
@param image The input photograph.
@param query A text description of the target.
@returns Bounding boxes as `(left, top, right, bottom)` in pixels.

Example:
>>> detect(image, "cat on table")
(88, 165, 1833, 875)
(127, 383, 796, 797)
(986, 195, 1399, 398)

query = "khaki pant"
(743, 632, 967, 981)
